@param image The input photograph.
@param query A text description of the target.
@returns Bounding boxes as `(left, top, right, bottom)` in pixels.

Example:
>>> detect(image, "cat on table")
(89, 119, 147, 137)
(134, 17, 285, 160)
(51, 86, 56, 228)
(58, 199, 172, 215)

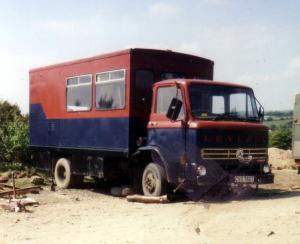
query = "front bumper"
(188, 161, 273, 187)
(228, 173, 274, 185)
(183, 160, 274, 200)
(196, 172, 274, 186)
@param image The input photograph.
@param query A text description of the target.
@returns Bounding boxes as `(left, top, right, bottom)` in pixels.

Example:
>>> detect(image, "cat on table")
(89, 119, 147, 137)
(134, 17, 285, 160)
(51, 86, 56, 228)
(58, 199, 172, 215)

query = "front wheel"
(142, 163, 167, 196)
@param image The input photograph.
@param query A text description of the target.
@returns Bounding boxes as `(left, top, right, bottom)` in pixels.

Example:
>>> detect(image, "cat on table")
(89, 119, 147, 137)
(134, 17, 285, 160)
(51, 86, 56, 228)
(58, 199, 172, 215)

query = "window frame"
(154, 85, 185, 119)
(95, 68, 126, 111)
(188, 83, 259, 120)
(66, 74, 93, 112)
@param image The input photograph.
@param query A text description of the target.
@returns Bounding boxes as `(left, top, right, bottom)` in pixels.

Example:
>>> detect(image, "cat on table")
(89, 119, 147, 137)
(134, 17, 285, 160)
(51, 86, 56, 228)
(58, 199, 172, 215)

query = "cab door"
(293, 93, 300, 159)
(148, 85, 186, 183)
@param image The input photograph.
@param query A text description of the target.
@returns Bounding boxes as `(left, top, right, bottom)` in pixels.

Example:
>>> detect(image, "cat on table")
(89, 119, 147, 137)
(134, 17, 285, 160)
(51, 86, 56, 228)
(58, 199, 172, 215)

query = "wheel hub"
(145, 172, 156, 193)
(57, 166, 66, 181)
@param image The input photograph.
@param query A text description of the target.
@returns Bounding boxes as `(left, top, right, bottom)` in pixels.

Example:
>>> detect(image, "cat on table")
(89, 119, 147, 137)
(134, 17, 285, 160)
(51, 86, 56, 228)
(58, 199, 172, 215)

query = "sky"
(0, 0, 299, 113)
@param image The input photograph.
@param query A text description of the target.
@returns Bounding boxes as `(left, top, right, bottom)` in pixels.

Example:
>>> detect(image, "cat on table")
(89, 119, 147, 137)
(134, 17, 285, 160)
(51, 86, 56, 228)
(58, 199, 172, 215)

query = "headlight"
(197, 165, 207, 176)
(263, 164, 270, 174)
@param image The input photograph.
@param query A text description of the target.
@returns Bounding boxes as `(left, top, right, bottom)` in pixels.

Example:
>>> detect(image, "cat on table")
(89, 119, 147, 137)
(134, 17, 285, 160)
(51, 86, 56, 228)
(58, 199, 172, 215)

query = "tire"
(142, 163, 167, 196)
(54, 158, 73, 189)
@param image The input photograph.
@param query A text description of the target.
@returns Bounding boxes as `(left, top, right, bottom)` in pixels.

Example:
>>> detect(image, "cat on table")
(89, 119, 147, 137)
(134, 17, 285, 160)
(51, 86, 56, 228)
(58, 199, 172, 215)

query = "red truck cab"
(143, 79, 273, 197)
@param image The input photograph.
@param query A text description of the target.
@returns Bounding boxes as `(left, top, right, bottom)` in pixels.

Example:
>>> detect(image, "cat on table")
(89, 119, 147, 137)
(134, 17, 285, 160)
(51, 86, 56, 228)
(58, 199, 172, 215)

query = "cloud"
(148, 2, 180, 16)
(289, 56, 300, 70)
(203, 0, 230, 6)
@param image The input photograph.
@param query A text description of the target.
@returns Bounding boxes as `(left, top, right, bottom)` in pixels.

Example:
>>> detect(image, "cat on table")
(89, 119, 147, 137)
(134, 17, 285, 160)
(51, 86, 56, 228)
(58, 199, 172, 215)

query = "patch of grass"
(14, 178, 33, 188)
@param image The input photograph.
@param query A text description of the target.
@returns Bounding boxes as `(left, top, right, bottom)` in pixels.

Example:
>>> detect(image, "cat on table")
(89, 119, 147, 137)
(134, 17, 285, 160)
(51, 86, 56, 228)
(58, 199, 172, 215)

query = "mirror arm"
(255, 97, 264, 121)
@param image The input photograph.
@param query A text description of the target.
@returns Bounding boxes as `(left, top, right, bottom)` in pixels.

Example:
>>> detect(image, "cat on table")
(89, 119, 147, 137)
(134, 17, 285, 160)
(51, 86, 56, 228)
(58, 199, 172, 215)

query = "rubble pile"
(268, 147, 297, 170)
(0, 171, 42, 212)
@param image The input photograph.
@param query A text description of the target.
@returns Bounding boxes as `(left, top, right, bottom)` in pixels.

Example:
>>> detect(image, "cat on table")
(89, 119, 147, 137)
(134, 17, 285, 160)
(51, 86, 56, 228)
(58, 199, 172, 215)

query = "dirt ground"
(0, 169, 300, 244)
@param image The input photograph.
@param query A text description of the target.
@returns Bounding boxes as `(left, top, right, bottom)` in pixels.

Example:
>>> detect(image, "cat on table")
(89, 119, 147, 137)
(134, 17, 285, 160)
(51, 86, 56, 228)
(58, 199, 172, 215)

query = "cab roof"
(154, 79, 252, 90)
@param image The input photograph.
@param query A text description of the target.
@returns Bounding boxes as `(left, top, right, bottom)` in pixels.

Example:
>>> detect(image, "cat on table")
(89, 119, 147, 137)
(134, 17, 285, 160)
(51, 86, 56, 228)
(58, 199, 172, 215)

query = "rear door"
(293, 93, 300, 159)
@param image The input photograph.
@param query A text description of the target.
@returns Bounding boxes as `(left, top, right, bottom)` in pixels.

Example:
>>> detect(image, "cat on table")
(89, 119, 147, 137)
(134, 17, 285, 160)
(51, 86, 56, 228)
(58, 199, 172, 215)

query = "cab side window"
(156, 86, 184, 118)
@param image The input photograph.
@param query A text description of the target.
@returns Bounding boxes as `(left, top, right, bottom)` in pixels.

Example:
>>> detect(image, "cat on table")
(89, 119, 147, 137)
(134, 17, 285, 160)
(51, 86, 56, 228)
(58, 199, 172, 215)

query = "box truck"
(29, 48, 273, 199)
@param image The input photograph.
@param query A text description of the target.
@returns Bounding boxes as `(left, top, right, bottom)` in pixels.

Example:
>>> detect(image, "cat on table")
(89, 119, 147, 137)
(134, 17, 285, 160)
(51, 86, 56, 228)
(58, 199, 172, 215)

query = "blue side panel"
(148, 128, 184, 162)
(147, 128, 199, 163)
(29, 104, 49, 146)
(147, 128, 186, 182)
(30, 104, 129, 151)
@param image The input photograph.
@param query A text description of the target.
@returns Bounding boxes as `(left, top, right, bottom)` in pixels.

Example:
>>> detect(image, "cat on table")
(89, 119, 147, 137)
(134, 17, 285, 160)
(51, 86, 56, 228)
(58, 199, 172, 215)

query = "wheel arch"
(131, 146, 171, 183)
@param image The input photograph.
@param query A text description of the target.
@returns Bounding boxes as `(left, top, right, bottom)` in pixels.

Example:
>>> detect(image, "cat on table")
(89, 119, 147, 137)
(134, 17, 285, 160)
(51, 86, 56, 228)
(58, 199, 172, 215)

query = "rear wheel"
(142, 163, 167, 196)
(54, 158, 74, 189)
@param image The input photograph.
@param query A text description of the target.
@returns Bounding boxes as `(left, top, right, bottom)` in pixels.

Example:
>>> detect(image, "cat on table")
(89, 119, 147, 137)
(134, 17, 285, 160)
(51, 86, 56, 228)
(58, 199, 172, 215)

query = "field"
(1, 169, 300, 244)
(263, 119, 291, 128)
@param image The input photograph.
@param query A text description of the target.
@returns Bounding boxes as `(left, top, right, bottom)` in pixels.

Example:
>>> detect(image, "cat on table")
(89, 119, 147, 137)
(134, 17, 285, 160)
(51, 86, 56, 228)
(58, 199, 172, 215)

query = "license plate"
(234, 176, 255, 183)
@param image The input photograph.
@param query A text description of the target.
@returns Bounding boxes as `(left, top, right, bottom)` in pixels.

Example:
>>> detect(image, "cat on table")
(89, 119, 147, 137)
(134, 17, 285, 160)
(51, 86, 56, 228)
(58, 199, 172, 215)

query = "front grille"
(201, 148, 267, 160)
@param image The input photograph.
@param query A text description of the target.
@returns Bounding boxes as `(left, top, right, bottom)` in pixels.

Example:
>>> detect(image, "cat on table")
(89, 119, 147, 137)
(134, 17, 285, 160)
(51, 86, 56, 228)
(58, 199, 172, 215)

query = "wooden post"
(12, 172, 16, 199)
(126, 194, 169, 203)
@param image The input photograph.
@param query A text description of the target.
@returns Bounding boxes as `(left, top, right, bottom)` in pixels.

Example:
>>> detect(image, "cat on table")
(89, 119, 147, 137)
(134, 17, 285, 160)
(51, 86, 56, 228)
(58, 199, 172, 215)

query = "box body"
(29, 48, 214, 156)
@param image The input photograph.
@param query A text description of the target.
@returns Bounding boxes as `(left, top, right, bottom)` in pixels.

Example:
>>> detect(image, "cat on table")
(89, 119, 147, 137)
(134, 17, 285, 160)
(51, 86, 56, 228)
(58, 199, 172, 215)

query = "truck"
(293, 92, 300, 173)
(29, 48, 274, 199)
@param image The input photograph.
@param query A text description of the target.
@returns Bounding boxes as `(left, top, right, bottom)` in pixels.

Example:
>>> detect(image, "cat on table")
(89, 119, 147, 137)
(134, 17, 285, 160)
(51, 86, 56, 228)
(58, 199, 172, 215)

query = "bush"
(270, 124, 277, 131)
(0, 100, 29, 165)
(269, 126, 292, 150)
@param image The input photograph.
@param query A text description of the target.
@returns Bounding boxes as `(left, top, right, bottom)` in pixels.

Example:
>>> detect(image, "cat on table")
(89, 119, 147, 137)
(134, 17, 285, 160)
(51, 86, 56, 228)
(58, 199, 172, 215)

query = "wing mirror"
(258, 106, 264, 121)
(255, 98, 264, 121)
(166, 98, 183, 121)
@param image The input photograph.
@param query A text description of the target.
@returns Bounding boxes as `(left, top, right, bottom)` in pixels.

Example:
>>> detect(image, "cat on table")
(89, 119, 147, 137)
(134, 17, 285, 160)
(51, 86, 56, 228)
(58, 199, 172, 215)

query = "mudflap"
(185, 160, 230, 201)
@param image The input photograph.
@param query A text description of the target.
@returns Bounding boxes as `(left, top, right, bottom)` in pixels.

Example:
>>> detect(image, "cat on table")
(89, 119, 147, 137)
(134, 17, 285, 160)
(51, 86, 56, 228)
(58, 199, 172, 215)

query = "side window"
(156, 86, 183, 117)
(96, 69, 125, 110)
(212, 96, 225, 114)
(66, 75, 92, 112)
(135, 69, 154, 111)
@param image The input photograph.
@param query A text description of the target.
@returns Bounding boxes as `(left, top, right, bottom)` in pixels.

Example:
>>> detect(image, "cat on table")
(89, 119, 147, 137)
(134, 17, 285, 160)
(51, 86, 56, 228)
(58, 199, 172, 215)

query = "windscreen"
(189, 83, 259, 121)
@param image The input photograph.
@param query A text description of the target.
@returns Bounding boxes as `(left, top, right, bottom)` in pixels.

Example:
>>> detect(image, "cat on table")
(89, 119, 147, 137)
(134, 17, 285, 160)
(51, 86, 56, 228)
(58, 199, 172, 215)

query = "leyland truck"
(29, 48, 274, 199)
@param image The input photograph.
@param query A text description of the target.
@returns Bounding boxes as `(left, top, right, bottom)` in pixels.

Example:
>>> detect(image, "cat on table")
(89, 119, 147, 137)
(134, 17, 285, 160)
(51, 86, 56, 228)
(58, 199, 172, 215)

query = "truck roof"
(29, 48, 213, 73)
(154, 79, 252, 90)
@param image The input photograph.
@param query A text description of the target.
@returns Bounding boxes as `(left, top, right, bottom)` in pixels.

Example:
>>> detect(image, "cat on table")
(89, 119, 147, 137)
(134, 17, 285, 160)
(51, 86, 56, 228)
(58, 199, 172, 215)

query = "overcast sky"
(0, 0, 299, 113)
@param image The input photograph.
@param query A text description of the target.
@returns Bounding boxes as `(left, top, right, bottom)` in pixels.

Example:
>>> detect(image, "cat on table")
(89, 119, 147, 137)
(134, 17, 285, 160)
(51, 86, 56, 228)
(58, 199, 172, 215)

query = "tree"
(269, 126, 292, 150)
(0, 100, 28, 164)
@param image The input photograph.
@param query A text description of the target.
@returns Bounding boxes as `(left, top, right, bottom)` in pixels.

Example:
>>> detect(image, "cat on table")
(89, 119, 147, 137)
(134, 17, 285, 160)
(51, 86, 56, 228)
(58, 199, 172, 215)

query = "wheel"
(54, 158, 73, 189)
(142, 163, 167, 196)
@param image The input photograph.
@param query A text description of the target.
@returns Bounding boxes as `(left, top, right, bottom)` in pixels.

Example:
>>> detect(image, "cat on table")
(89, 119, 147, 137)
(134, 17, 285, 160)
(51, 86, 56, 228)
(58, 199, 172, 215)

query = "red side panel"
(30, 53, 131, 119)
